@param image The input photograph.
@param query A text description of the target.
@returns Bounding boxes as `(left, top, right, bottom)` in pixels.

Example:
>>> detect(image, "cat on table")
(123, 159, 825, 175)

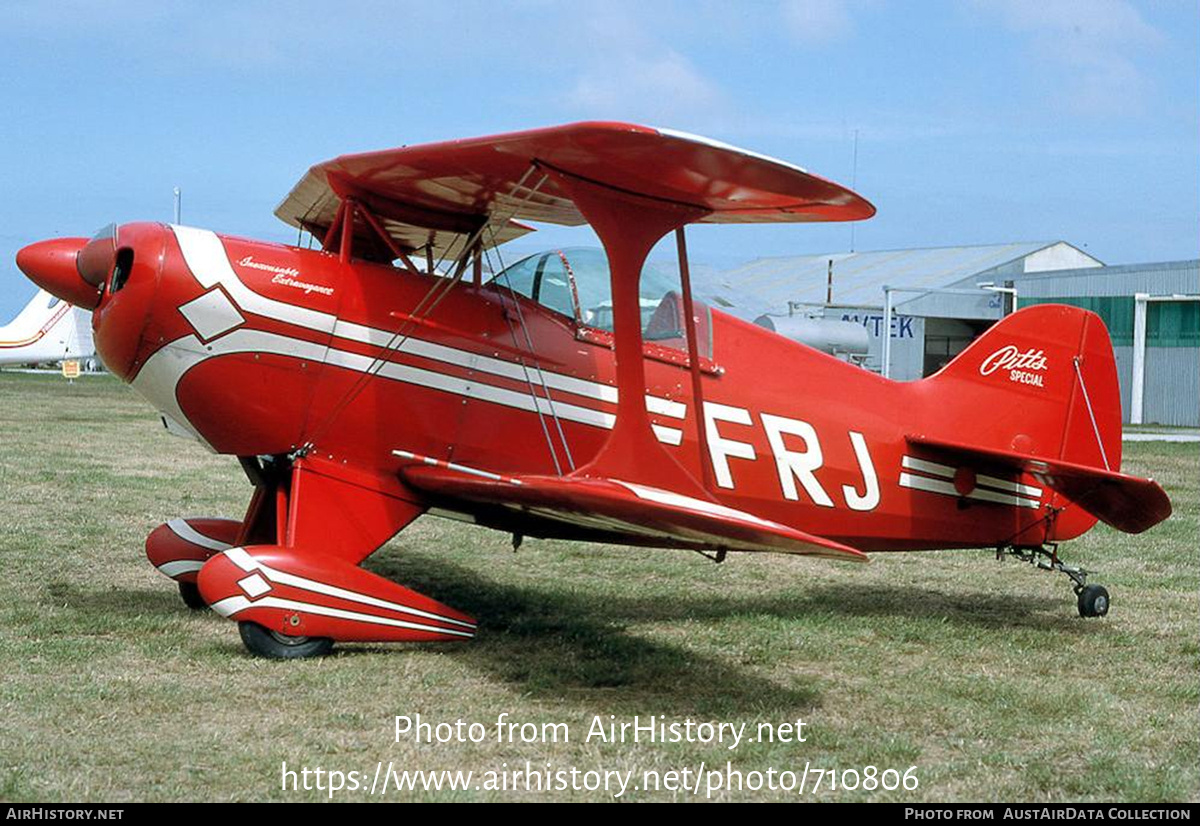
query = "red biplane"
(16, 122, 1171, 658)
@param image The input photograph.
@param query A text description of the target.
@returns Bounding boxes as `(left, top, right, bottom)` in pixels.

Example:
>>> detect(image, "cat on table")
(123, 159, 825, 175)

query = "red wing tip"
(830, 545, 870, 563)
(825, 552, 870, 564)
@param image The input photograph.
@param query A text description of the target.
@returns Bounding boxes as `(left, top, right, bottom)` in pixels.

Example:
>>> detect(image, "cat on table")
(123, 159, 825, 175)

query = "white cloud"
(780, 0, 855, 44)
(566, 50, 723, 122)
(975, 0, 1160, 46)
(558, 5, 726, 125)
(972, 0, 1165, 116)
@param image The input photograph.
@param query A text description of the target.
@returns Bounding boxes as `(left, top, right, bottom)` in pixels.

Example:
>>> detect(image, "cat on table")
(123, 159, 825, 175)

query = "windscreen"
(487, 247, 695, 336)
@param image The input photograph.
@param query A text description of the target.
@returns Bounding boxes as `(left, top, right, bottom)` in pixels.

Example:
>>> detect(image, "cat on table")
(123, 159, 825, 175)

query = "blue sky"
(1, 0, 1196, 319)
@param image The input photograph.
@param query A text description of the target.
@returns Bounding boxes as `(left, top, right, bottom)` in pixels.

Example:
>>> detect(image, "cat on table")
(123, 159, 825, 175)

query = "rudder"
(919, 304, 1128, 539)
(923, 304, 1121, 469)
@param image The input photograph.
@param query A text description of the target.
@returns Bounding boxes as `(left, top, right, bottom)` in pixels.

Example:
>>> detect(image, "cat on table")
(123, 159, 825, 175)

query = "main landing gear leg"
(143, 457, 289, 610)
(194, 455, 476, 659)
(998, 544, 1110, 618)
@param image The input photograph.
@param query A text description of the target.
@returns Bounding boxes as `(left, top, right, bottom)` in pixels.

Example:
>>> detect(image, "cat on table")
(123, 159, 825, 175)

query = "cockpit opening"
(484, 247, 712, 360)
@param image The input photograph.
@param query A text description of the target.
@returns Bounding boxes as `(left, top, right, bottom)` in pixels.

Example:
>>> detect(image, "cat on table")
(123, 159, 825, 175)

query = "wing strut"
(674, 227, 714, 491)
(303, 169, 551, 453)
(540, 165, 713, 499)
(320, 197, 424, 275)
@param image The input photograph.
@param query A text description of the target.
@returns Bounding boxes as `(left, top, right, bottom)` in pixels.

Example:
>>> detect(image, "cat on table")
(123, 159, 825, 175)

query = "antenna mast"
(849, 129, 859, 252)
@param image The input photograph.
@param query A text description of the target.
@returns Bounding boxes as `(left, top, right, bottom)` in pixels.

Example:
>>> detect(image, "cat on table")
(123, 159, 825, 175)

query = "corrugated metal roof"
(1012, 259, 1199, 298)
(693, 241, 1074, 319)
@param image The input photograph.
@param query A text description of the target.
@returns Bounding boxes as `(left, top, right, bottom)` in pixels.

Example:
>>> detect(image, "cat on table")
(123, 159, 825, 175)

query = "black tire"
(238, 621, 334, 659)
(1077, 584, 1110, 618)
(178, 581, 208, 610)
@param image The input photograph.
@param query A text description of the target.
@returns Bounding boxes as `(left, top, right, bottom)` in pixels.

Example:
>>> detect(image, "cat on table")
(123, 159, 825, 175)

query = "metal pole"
(173, 187, 181, 224)
(1131, 293, 1148, 425)
(978, 282, 1017, 315)
(879, 284, 1002, 380)
(849, 129, 859, 252)
(882, 286, 893, 379)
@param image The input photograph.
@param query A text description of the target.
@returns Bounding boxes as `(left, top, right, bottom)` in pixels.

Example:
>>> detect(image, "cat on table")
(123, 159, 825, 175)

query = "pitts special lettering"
(704, 402, 880, 511)
(979, 346, 1048, 375)
(979, 345, 1049, 388)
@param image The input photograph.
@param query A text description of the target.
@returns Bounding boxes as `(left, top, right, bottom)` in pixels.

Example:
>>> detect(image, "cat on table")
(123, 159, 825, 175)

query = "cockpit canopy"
(484, 247, 712, 359)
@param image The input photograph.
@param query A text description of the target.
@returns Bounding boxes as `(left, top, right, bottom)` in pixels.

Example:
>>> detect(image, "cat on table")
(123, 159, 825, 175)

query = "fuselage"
(68, 221, 1091, 554)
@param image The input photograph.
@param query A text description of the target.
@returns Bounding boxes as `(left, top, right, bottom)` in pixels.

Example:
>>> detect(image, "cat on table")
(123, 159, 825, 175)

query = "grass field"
(0, 371, 1196, 802)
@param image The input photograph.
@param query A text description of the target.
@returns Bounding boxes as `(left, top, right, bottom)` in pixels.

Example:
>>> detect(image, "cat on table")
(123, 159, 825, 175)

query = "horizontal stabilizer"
(907, 435, 1171, 534)
(399, 461, 866, 561)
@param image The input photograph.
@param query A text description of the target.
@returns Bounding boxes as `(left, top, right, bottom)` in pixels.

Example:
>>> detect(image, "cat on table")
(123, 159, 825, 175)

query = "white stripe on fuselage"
(898, 471, 1040, 509)
(168, 225, 685, 419)
(132, 328, 685, 447)
(900, 455, 1043, 499)
(171, 225, 338, 334)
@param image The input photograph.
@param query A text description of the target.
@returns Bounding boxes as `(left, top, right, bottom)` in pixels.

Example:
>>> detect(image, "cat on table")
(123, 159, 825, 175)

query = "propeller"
(15, 224, 116, 309)
(75, 223, 118, 288)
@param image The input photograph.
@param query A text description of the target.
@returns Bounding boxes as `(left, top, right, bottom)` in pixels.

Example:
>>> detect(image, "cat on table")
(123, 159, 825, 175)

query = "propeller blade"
(75, 223, 118, 287)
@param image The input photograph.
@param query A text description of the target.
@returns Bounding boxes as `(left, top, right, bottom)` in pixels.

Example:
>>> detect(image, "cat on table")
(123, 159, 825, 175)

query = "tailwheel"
(1077, 584, 1110, 618)
(178, 581, 208, 610)
(999, 543, 1111, 619)
(238, 621, 334, 660)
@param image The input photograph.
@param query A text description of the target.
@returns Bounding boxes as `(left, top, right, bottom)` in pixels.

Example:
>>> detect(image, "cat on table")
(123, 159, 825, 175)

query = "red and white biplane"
(16, 122, 1171, 658)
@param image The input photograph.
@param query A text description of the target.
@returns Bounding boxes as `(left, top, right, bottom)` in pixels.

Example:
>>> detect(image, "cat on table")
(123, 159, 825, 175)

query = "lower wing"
(396, 453, 866, 562)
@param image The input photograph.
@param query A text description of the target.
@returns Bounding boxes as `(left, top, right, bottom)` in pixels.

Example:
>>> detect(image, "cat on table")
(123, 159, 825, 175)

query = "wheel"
(238, 621, 334, 659)
(1077, 584, 1110, 618)
(178, 581, 208, 610)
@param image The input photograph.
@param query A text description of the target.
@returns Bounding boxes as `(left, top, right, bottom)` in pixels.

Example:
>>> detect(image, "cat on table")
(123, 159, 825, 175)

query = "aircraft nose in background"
(16, 237, 99, 309)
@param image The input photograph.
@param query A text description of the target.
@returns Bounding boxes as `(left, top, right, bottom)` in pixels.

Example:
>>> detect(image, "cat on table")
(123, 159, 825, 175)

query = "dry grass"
(0, 372, 1195, 802)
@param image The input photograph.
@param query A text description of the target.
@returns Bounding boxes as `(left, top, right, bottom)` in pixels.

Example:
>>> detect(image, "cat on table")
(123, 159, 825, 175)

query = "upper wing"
(397, 455, 866, 562)
(275, 121, 875, 257)
(907, 435, 1172, 534)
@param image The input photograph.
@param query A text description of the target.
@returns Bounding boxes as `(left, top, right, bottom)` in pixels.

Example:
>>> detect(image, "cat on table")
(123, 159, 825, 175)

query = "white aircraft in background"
(0, 289, 95, 368)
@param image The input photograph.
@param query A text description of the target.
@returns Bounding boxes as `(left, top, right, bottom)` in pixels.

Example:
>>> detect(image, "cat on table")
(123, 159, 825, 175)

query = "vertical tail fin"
(922, 304, 1122, 471)
(0, 289, 83, 365)
(914, 304, 1169, 536)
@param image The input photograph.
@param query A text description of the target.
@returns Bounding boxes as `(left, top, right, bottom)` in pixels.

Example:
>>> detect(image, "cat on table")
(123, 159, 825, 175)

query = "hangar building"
(1013, 260, 1199, 427)
(696, 244, 1198, 426)
(696, 241, 1102, 379)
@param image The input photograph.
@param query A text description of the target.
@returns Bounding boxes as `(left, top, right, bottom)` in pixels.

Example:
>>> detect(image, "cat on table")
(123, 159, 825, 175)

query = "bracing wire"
(299, 167, 552, 454)
(488, 251, 563, 477)
(433, 166, 539, 278)
(483, 235, 576, 475)
(1073, 356, 1111, 471)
